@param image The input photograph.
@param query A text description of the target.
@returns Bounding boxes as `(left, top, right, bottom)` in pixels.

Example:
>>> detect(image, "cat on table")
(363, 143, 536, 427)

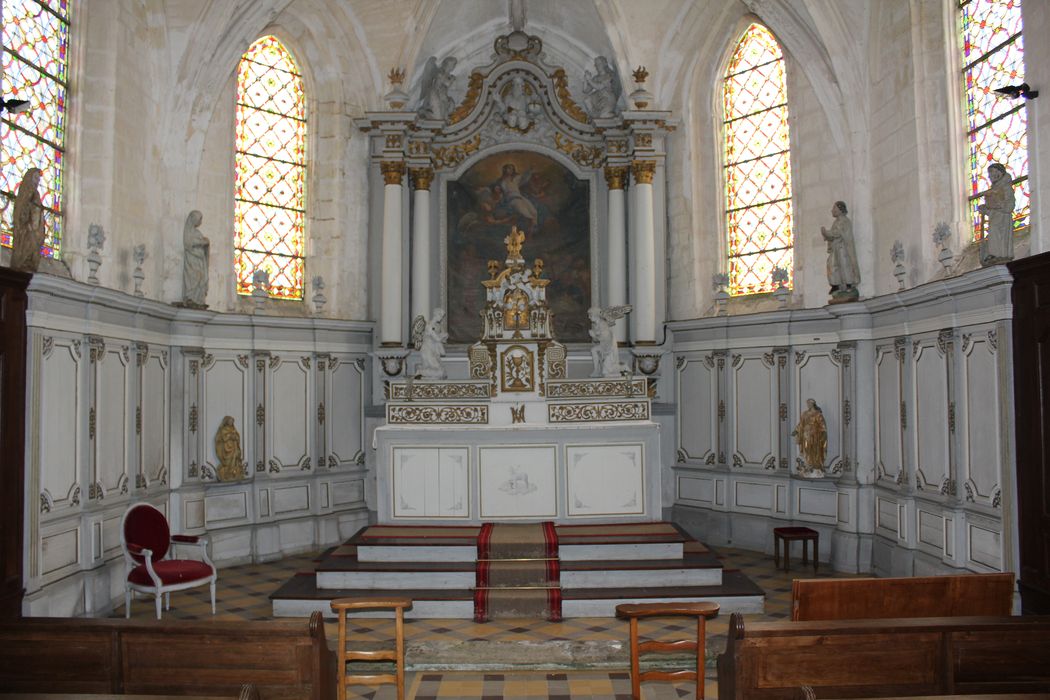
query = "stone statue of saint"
(418, 56, 457, 121)
(9, 167, 46, 273)
(792, 399, 827, 478)
(412, 308, 448, 379)
(979, 162, 1016, 265)
(583, 56, 621, 119)
(214, 416, 243, 482)
(182, 210, 210, 308)
(821, 200, 860, 301)
(588, 305, 632, 378)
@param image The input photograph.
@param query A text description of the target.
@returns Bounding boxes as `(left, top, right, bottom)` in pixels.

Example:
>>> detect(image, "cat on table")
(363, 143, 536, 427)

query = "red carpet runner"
(474, 522, 562, 622)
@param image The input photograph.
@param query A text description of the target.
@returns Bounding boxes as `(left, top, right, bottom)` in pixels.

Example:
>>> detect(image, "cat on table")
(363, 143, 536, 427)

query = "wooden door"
(0, 268, 29, 620)
(1010, 251, 1050, 614)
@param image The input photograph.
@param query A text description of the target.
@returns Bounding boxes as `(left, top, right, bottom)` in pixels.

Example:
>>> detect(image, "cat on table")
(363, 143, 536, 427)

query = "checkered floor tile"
(113, 544, 857, 698)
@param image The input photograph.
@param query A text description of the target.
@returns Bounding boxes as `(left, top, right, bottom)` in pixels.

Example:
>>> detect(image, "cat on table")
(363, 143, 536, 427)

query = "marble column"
(380, 161, 405, 346)
(630, 160, 657, 344)
(409, 167, 434, 323)
(605, 166, 629, 343)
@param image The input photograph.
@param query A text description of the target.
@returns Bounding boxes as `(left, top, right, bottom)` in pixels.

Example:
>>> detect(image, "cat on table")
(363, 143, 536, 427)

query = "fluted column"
(380, 161, 405, 346)
(605, 165, 629, 343)
(409, 167, 433, 323)
(629, 160, 657, 344)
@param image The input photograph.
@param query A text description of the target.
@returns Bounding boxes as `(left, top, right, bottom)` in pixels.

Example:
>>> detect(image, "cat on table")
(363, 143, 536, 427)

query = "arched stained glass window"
(235, 35, 306, 299)
(960, 0, 1028, 239)
(1, 0, 71, 257)
(722, 23, 793, 297)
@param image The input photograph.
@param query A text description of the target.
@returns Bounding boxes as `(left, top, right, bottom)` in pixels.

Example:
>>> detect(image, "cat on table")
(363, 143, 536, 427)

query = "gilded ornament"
(550, 68, 591, 123)
(604, 165, 628, 190)
(630, 160, 656, 184)
(380, 160, 405, 185)
(553, 133, 604, 168)
(548, 401, 650, 423)
(409, 167, 434, 191)
(448, 71, 485, 124)
(431, 134, 481, 170)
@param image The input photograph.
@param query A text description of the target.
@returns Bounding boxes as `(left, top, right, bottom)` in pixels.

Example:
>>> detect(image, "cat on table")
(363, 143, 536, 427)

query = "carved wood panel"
(675, 355, 717, 464)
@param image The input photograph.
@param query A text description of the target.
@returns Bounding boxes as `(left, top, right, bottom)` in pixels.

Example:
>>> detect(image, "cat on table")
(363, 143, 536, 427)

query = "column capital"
(630, 160, 656, 185)
(409, 167, 434, 191)
(604, 165, 629, 190)
(380, 160, 405, 185)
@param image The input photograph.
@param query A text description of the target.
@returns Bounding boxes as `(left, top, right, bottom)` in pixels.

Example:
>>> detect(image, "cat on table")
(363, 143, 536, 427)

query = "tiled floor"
(116, 545, 845, 699)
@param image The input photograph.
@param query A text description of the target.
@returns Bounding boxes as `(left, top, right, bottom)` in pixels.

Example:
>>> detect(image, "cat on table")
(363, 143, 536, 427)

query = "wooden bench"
(0, 612, 335, 700)
(716, 613, 1050, 699)
(791, 572, 1014, 621)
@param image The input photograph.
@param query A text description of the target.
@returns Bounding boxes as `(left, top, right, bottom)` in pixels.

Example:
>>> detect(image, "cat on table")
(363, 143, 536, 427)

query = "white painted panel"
(333, 479, 364, 507)
(321, 483, 330, 509)
(271, 359, 310, 470)
(837, 493, 849, 523)
(968, 523, 1002, 569)
(205, 491, 249, 523)
(142, 355, 168, 480)
(41, 528, 79, 574)
(797, 486, 836, 518)
(733, 357, 773, 465)
(202, 358, 248, 469)
(566, 444, 644, 516)
(963, 338, 1000, 498)
(918, 509, 945, 550)
(40, 341, 79, 503)
(96, 348, 128, 492)
(102, 514, 121, 555)
(480, 445, 557, 519)
(185, 499, 205, 529)
(392, 447, 432, 516)
(678, 476, 713, 503)
(677, 359, 715, 461)
(796, 353, 841, 467)
(392, 447, 469, 518)
(914, 342, 949, 491)
(259, 490, 270, 517)
(877, 496, 898, 533)
(329, 359, 364, 464)
(734, 481, 773, 511)
(875, 348, 902, 482)
(436, 449, 469, 517)
(273, 484, 311, 514)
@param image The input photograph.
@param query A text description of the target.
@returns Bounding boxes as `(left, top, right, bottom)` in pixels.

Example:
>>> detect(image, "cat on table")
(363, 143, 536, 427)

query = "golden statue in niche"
(215, 416, 244, 482)
(504, 288, 529, 330)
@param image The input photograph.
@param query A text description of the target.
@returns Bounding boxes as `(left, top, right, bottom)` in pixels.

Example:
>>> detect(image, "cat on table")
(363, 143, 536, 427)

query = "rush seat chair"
(121, 502, 217, 619)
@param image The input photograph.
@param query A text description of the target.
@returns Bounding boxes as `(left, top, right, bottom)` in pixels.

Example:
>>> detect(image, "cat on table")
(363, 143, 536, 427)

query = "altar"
(374, 229, 661, 524)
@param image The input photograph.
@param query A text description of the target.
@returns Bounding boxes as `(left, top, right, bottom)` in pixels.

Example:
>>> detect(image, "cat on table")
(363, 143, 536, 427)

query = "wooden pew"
(791, 573, 1014, 621)
(717, 613, 1050, 699)
(0, 613, 335, 700)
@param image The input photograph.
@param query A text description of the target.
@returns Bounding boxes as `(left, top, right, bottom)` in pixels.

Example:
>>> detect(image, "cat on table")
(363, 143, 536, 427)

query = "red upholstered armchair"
(121, 503, 217, 619)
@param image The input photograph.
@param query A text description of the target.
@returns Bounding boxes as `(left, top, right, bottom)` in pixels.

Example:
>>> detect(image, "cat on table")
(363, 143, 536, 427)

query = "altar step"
(270, 522, 765, 618)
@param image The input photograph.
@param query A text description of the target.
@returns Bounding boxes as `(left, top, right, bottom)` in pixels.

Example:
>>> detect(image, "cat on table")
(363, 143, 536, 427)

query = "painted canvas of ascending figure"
(447, 150, 591, 343)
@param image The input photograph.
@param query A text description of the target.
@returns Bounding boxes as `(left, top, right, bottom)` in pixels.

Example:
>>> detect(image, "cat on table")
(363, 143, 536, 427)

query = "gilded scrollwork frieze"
(388, 381, 493, 400)
(548, 401, 650, 423)
(448, 71, 485, 125)
(553, 132, 604, 169)
(387, 404, 490, 424)
(431, 134, 481, 170)
(550, 68, 590, 124)
(545, 378, 647, 399)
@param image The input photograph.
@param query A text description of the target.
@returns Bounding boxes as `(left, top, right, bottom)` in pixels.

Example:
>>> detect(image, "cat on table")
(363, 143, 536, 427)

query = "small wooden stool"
(331, 597, 413, 700)
(615, 601, 720, 700)
(773, 526, 819, 572)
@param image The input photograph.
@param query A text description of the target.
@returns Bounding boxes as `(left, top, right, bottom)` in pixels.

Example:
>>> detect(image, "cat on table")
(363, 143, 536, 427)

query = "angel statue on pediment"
(418, 55, 458, 121)
(412, 308, 448, 379)
(589, 305, 632, 378)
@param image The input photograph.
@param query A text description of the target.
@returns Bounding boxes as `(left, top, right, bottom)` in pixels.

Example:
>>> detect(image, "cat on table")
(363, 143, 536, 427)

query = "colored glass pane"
(723, 23, 793, 296)
(960, 0, 1028, 238)
(234, 35, 306, 299)
(1, 0, 70, 256)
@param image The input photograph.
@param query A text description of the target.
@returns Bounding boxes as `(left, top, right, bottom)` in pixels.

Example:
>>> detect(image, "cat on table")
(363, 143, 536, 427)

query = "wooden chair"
(330, 597, 413, 700)
(615, 601, 720, 700)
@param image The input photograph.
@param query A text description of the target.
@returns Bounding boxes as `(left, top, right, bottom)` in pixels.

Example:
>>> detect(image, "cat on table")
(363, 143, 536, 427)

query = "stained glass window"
(722, 23, 793, 297)
(960, 0, 1028, 239)
(234, 35, 306, 299)
(1, 0, 71, 257)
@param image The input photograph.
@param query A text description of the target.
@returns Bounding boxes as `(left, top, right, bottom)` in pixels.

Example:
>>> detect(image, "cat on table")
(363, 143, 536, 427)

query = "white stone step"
(316, 566, 721, 590)
(357, 541, 684, 562)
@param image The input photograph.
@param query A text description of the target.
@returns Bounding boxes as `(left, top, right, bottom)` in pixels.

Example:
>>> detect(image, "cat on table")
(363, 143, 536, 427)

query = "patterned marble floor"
(115, 545, 845, 699)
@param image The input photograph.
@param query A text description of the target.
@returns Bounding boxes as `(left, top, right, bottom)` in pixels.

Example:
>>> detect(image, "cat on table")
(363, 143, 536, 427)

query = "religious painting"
(447, 150, 591, 343)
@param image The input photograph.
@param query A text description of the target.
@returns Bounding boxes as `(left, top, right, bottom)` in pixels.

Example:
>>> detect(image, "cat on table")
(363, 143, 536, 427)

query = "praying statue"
(979, 162, 1016, 265)
(588, 305, 632, 378)
(792, 399, 827, 478)
(418, 55, 458, 121)
(821, 200, 860, 302)
(412, 308, 448, 379)
(582, 56, 621, 119)
(182, 210, 210, 308)
(9, 167, 46, 273)
(214, 416, 244, 482)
